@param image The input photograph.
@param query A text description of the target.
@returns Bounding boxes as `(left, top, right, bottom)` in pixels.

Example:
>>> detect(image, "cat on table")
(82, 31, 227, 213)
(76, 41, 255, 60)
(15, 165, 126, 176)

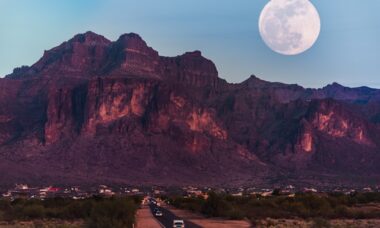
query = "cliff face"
(1, 32, 380, 187)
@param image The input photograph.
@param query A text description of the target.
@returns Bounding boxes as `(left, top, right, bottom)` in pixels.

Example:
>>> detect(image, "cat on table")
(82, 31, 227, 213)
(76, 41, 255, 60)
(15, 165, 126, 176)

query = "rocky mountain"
(1, 31, 380, 187)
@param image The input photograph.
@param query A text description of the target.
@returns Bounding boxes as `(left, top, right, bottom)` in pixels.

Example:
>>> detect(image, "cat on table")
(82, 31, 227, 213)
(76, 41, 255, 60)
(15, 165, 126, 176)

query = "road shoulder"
(163, 205, 251, 228)
(135, 205, 163, 228)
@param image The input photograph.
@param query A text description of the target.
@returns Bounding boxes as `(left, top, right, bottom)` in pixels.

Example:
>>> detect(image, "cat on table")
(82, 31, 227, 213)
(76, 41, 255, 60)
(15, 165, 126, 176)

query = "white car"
(173, 220, 185, 228)
(155, 210, 163, 217)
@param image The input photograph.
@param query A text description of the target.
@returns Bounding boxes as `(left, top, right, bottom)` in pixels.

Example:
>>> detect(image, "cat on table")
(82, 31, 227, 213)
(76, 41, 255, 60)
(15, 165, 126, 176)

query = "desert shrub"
(0, 200, 11, 210)
(87, 197, 137, 228)
(201, 192, 230, 217)
(22, 204, 45, 219)
(168, 192, 380, 221)
(311, 217, 331, 228)
(170, 195, 205, 213)
(0, 196, 139, 227)
(61, 201, 90, 219)
(333, 205, 350, 218)
(33, 220, 45, 228)
(272, 188, 281, 196)
(226, 208, 245, 220)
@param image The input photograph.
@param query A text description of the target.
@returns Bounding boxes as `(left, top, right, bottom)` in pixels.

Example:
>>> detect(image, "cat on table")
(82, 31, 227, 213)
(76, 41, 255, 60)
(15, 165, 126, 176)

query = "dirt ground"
(135, 205, 162, 228)
(253, 218, 380, 228)
(164, 205, 251, 228)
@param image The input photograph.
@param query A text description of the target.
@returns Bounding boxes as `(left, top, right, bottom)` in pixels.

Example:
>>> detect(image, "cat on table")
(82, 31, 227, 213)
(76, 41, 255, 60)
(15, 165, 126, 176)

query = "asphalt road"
(149, 203, 202, 228)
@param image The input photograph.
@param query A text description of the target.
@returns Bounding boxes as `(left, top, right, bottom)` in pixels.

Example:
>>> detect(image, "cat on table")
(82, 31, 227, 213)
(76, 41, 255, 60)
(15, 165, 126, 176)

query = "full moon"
(259, 0, 321, 55)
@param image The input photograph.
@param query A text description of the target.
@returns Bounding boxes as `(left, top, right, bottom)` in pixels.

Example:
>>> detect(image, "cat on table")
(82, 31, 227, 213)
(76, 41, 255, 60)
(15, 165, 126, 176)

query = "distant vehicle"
(150, 199, 157, 205)
(155, 210, 163, 217)
(173, 220, 185, 228)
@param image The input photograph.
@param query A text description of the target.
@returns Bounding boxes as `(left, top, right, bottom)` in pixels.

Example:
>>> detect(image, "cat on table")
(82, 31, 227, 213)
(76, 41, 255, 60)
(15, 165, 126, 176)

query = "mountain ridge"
(1, 31, 380, 187)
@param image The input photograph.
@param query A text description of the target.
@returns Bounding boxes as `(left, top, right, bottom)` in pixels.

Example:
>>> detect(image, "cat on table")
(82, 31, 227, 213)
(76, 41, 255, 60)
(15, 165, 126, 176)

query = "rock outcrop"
(1, 32, 380, 187)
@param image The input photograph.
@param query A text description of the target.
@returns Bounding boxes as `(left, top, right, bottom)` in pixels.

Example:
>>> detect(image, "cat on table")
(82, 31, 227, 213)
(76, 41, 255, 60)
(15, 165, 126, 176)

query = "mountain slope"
(1, 32, 380, 187)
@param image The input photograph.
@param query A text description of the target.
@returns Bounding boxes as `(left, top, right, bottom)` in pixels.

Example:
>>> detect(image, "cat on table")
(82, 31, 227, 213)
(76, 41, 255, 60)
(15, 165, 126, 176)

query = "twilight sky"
(1, 0, 380, 88)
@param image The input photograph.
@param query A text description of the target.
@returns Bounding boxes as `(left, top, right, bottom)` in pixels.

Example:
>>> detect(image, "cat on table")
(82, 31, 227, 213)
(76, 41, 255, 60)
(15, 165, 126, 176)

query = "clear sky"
(1, 0, 380, 88)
